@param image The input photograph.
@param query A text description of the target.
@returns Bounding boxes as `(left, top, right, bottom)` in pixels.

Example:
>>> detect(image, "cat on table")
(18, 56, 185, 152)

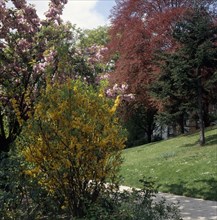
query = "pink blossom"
(0, 0, 5, 7)
(17, 38, 30, 51)
(44, 50, 56, 63)
(106, 89, 113, 97)
(113, 84, 118, 91)
(121, 84, 128, 90)
(104, 82, 134, 101)
(99, 73, 110, 80)
(33, 62, 46, 73)
(86, 44, 107, 64)
(122, 93, 135, 101)
(95, 52, 103, 60)
(45, 0, 68, 24)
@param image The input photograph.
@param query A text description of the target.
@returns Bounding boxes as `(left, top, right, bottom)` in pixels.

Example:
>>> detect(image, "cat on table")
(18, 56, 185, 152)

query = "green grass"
(120, 126, 217, 201)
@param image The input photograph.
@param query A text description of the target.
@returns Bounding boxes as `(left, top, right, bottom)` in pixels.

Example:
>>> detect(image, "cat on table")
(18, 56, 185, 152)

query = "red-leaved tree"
(106, 0, 216, 141)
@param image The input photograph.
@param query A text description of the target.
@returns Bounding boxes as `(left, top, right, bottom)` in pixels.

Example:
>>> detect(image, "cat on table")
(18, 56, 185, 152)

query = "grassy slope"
(120, 126, 217, 201)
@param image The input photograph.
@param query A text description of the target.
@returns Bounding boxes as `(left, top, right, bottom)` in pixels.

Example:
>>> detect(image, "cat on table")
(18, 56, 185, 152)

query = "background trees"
(79, 26, 109, 48)
(0, 2, 128, 216)
(107, 0, 188, 143)
(152, 8, 217, 145)
(107, 0, 217, 144)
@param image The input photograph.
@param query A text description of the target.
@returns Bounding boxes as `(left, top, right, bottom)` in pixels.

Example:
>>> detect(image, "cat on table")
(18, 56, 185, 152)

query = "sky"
(27, 0, 116, 29)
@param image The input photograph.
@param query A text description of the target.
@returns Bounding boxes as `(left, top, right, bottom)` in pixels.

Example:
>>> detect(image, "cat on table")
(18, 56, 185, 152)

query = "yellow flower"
(110, 96, 121, 113)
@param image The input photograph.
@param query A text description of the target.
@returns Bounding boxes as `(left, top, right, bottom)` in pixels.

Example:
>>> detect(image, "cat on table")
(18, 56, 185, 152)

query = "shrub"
(0, 151, 182, 219)
(21, 79, 126, 218)
(77, 178, 182, 220)
(0, 150, 61, 219)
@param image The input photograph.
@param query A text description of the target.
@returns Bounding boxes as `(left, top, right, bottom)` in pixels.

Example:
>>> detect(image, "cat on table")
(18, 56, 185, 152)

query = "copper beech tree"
(107, 0, 217, 141)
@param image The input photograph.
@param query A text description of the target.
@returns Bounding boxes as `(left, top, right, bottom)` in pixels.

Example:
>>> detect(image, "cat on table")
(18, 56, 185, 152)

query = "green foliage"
(121, 126, 217, 200)
(151, 8, 217, 142)
(0, 149, 62, 219)
(80, 26, 109, 48)
(76, 178, 181, 220)
(126, 104, 157, 146)
(20, 79, 126, 217)
(0, 151, 182, 219)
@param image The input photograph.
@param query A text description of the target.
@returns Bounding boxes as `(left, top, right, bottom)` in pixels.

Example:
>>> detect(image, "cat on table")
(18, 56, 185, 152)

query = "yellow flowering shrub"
(22, 79, 126, 217)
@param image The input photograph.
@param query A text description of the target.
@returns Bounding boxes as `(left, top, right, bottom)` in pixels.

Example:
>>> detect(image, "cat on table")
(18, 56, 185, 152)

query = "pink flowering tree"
(77, 27, 111, 83)
(0, 0, 94, 153)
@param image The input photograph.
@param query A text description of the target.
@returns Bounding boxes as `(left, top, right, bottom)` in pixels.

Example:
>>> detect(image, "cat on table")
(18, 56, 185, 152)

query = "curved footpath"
(119, 186, 217, 220)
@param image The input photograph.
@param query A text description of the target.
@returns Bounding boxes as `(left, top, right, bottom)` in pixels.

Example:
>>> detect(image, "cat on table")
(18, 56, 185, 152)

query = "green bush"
(20, 79, 126, 218)
(76, 178, 182, 220)
(0, 150, 63, 219)
(0, 152, 182, 220)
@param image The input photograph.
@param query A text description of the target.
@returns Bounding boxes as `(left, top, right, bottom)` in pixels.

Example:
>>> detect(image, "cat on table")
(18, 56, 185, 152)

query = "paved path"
(156, 192, 217, 220)
(119, 186, 217, 220)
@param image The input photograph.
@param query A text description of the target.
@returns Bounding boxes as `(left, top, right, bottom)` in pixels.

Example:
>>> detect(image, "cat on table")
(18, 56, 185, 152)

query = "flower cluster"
(106, 83, 128, 97)
(86, 44, 108, 64)
(33, 49, 57, 75)
(96, 72, 135, 102)
(106, 83, 135, 101)
(17, 38, 31, 52)
(45, 0, 68, 24)
(0, 0, 69, 151)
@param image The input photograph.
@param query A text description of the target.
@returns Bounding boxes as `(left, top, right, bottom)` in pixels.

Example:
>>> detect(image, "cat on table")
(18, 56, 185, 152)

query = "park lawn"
(120, 126, 217, 201)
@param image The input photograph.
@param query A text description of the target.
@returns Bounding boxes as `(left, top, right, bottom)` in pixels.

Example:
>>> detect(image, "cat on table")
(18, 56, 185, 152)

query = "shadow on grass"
(163, 177, 217, 201)
(205, 134, 217, 146)
(180, 133, 217, 148)
(180, 142, 198, 148)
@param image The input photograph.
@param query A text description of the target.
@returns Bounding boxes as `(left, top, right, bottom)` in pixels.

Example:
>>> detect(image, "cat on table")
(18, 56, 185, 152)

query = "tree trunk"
(0, 137, 11, 153)
(197, 68, 205, 146)
(0, 115, 21, 155)
(178, 114, 185, 134)
(144, 107, 157, 143)
(147, 129, 152, 143)
(203, 99, 210, 127)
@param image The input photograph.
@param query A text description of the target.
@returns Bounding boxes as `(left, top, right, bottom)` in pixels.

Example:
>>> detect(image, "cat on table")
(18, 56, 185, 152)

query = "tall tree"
(0, 0, 94, 153)
(0, 0, 68, 153)
(108, 0, 216, 92)
(107, 0, 215, 142)
(152, 8, 217, 145)
(151, 50, 198, 135)
(107, 0, 217, 142)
